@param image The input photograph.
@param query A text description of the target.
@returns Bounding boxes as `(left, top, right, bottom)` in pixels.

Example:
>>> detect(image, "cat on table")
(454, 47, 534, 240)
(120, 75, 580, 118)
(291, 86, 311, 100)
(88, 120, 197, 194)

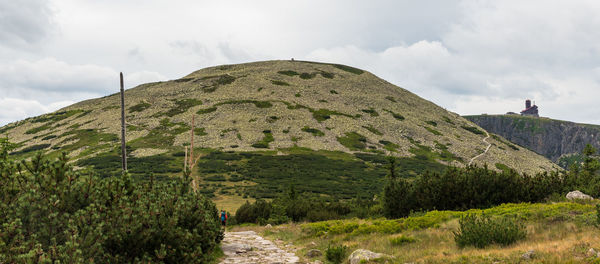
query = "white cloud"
(2, 0, 600, 126)
(0, 0, 55, 48)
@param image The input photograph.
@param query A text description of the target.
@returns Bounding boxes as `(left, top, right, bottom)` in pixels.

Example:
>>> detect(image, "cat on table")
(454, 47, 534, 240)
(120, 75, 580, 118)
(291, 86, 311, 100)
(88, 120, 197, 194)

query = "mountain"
(1, 60, 558, 204)
(464, 114, 600, 168)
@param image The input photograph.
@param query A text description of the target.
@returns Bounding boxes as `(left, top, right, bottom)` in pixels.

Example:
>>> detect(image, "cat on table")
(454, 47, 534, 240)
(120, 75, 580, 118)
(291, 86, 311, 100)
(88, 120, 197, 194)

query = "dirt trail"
(220, 231, 300, 264)
(469, 131, 491, 166)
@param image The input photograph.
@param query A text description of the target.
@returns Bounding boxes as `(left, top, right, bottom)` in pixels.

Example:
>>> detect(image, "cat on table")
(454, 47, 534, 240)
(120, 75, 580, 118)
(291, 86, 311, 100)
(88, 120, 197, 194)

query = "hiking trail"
(220, 231, 300, 264)
(469, 131, 491, 166)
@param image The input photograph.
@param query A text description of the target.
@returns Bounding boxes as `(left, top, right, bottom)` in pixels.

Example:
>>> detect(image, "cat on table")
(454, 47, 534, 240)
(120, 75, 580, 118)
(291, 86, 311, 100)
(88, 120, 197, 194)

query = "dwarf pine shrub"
(454, 214, 526, 248)
(0, 138, 223, 263)
(325, 244, 348, 264)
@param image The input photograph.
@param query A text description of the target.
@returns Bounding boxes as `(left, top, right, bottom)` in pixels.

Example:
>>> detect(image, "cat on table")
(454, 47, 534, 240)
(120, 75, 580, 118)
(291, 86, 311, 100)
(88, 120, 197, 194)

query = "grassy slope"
(0, 60, 560, 210)
(232, 201, 599, 263)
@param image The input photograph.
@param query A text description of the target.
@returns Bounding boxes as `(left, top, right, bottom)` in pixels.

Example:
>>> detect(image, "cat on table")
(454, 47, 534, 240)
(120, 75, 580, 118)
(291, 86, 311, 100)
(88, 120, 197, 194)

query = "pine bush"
(454, 214, 526, 248)
(0, 138, 223, 263)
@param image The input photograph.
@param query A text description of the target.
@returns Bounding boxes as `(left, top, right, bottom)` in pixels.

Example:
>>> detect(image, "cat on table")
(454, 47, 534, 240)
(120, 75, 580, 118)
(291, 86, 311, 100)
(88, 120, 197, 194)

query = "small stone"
(566, 190, 593, 200)
(313, 261, 323, 264)
(310, 242, 317, 246)
(521, 250, 535, 260)
(587, 248, 598, 257)
(306, 249, 323, 258)
(349, 249, 391, 264)
(265, 224, 273, 228)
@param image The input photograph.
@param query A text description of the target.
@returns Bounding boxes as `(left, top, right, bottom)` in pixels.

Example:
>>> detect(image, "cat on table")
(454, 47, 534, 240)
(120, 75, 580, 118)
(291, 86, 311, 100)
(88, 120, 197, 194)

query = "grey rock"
(265, 224, 273, 228)
(521, 250, 535, 260)
(566, 190, 593, 200)
(221, 243, 253, 254)
(348, 249, 390, 264)
(587, 248, 598, 257)
(306, 249, 322, 258)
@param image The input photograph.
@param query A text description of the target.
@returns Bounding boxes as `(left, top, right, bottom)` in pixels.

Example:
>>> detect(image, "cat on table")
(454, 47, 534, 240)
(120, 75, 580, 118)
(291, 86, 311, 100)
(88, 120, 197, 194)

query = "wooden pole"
(189, 115, 195, 169)
(184, 146, 188, 173)
(120, 72, 127, 172)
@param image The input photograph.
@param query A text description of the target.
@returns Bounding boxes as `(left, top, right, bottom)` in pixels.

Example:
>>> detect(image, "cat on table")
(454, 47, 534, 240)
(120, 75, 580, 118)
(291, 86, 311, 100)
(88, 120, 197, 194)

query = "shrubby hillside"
(0, 60, 559, 206)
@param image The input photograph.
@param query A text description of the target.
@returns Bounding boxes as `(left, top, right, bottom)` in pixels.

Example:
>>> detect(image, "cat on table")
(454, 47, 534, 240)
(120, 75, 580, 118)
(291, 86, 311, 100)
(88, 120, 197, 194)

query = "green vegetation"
(454, 214, 526, 248)
(361, 108, 379, 117)
(495, 162, 512, 172)
(129, 118, 188, 148)
(277, 70, 299, 76)
(442, 116, 455, 125)
(385, 96, 397, 102)
(198, 150, 387, 200)
(424, 126, 442, 136)
(337, 132, 367, 150)
(41, 134, 57, 140)
(0, 139, 223, 263)
(311, 108, 354, 122)
(164, 98, 202, 117)
(461, 125, 485, 135)
(379, 140, 399, 152)
(194, 127, 207, 136)
(332, 64, 364, 74)
(77, 151, 183, 178)
(390, 235, 416, 246)
(197, 106, 217, 114)
(10, 144, 51, 155)
(383, 109, 405, 121)
(128, 101, 151, 112)
(426, 120, 438, 127)
(362, 125, 383, 135)
(215, 100, 273, 108)
(25, 123, 52, 134)
(198, 74, 236, 92)
(252, 130, 274, 148)
(301, 126, 325, 137)
(300, 72, 315, 79)
(326, 244, 348, 264)
(29, 109, 87, 124)
(271, 80, 290, 86)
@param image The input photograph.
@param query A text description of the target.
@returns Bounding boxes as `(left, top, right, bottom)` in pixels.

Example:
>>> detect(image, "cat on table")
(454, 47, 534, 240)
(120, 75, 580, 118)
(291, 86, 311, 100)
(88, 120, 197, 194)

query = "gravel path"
(220, 231, 300, 264)
(469, 131, 491, 166)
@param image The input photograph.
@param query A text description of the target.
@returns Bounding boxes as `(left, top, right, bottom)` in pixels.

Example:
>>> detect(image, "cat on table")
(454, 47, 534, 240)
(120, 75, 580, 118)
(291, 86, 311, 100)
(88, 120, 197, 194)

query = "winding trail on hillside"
(468, 131, 491, 166)
(220, 231, 300, 264)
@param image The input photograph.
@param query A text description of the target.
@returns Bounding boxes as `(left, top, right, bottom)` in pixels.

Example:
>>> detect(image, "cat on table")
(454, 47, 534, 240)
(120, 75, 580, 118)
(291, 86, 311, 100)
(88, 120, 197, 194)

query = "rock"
(587, 248, 598, 257)
(521, 250, 535, 260)
(566, 190, 593, 200)
(310, 242, 317, 246)
(265, 224, 273, 228)
(312, 261, 323, 264)
(306, 249, 323, 258)
(221, 243, 253, 254)
(348, 249, 390, 264)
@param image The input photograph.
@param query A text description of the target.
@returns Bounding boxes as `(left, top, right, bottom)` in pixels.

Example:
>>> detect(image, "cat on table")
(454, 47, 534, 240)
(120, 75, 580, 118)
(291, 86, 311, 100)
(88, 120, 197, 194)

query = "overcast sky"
(2, 0, 600, 126)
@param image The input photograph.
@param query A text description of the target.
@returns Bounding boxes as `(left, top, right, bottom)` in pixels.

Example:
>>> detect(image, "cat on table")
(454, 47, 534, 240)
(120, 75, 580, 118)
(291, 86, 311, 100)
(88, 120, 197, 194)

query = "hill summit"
(1, 60, 558, 202)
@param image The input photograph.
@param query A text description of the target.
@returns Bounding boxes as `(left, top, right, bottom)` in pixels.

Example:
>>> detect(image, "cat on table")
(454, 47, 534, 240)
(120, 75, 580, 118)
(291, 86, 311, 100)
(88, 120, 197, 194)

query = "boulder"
(566, 190, 593, 200)
(348, 249, 389, 264)
(306, 249, 322, 258)
(221, 243, 253, 254)
(521, 250, 535, 260)
(265, 224, 273, 228)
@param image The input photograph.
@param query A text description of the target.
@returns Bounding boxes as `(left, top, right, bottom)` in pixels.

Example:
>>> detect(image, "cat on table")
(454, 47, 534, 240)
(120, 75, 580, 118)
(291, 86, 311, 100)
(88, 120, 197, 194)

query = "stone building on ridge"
(520, 99, 539, 117)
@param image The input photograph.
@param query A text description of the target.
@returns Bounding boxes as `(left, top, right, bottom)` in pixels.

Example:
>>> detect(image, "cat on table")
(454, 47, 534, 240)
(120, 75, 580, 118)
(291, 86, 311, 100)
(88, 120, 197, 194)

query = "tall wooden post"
(120, 72, 127, 171)
(189, 115, 195, 169)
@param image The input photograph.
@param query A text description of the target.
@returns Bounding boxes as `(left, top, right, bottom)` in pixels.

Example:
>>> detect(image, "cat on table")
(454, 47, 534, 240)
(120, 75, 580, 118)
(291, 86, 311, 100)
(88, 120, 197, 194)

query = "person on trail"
(220, 210, 227, 227)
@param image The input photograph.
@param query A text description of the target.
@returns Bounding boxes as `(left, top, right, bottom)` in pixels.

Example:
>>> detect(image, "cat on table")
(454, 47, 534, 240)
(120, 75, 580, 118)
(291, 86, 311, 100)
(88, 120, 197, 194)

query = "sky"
(2, 0, 600, 126)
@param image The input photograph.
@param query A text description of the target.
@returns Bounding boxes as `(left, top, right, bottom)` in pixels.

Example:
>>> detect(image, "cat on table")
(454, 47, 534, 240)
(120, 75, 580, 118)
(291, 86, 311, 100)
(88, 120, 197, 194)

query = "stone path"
(469, 131, 491, 166)
(220, 231, 300, 264)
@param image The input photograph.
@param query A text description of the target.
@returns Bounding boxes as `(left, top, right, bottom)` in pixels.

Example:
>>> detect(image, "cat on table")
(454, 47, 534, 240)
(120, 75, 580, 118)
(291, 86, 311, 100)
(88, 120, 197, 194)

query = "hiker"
(220, 210, 227, 226)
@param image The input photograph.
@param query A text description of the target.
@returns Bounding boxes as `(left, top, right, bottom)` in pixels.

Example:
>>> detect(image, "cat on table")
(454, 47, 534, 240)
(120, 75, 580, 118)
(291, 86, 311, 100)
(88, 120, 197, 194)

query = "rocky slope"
(465, 114, 600, 167)
(0, 61, 558, 200)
